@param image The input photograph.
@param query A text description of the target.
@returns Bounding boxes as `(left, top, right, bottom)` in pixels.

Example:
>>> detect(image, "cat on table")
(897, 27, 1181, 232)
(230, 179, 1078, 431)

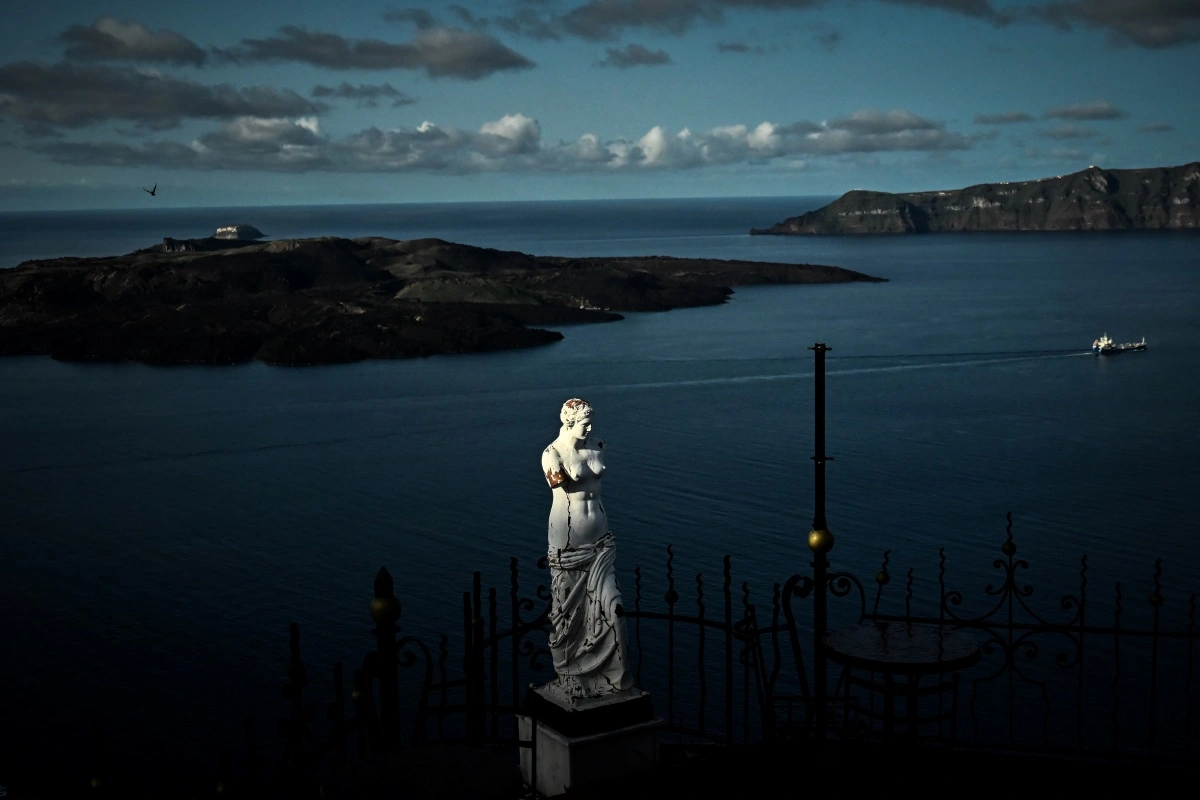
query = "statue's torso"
(545, 443, 606, 550)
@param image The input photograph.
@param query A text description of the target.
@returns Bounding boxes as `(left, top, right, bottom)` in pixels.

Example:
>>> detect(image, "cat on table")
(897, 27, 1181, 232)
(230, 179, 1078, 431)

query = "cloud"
(561, 0, 726, 40)
(311, 82, 416, 107)
(1032, 0, 1200, 48)
(771, 111, 973, 155)
(717, 41, 767, 54)
(597, 43, 673, 67)
(379, 0, 1194, 48)
(33, 108, 974, 173)
(1044, 101, 1126, 120)
(447, 5, 489, 30)
(391, 0, 1039, 45)
(823, 109, 939, 135)
(58, 16, 208, 66)
(974, 111, 1033, 124)
(40, 117, 331, 172)
(552, 0, 1010, 40)
(1040, 124, 1096, 140)
(0, 62, 322, 131)
(37, 139, 204, 168)
(815, 29, 842, 50)
(1139, 122, 1175, 133)
(190, 116, 331, 169)
(383, 9, 439, 29)
(490, 8, 565, 40)
(476, 113, 545, 158)
(378, 4, 563, 41)
(215, 25, 534, 79)
(387, 5, 495, 33)
(877, 0, 1012, 24)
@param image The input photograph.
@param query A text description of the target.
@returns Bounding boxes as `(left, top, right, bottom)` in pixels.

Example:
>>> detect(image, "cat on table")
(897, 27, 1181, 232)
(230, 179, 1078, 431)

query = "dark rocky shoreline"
(751, 161, 1200, 235)
(0, 235, 885, 366)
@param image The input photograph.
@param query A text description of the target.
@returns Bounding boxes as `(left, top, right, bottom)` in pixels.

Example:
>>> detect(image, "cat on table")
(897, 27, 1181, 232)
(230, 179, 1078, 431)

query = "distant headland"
(750, 162, 1200, 235)
(0, 236, 885, 366)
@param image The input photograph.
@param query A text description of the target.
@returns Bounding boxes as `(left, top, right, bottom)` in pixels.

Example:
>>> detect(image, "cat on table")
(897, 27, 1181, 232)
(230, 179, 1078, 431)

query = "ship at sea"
(1092, 333, 1147, 355)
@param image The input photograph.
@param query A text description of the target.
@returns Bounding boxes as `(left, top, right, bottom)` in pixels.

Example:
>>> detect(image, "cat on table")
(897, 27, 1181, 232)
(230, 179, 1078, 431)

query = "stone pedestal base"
(517, 684, 659, 796)
(516, 715, 661, 798)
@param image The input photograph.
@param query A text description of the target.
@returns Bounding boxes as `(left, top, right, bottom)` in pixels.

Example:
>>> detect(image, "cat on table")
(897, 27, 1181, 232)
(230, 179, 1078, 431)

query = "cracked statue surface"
(540, 398, 634, 703)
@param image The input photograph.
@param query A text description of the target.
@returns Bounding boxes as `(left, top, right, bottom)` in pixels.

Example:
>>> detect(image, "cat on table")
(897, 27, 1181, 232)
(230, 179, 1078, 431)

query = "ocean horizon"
(0, 195, 838, 269)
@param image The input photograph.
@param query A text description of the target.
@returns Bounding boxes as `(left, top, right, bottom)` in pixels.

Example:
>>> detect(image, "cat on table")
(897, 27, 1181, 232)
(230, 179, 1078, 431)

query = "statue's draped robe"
(546, 533, 633, 696)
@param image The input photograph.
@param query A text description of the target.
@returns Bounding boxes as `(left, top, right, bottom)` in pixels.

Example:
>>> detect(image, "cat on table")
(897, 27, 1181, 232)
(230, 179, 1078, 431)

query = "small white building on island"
(214, 224, 265, 240)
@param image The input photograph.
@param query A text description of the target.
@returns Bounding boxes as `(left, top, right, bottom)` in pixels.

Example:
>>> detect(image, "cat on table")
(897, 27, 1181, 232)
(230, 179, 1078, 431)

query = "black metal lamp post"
(808, 342, 834, 738)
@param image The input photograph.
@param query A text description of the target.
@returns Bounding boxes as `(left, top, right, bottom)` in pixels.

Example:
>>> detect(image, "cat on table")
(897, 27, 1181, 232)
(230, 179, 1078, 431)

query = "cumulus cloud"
(58, 16, 208, 66)
(478, 113, 543, 155)
(191, 116, 330, 169)
(41, 117, 331, 172)
(215, 25, 534, 79)
(974, 111, 1033, 124)
(33, 108, 974, 173)
(311, 82, 416, 107)
(0, 62, 322, 131)
(597, 43, 673, 67)
(1040, 124, 1096, 139)
(1044, 101, 1126, 120)
(1032, 0, 1200, 48)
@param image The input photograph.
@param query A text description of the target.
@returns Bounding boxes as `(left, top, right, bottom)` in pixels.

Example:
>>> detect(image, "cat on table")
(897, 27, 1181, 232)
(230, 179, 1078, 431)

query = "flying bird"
(143, 183, 157, 196)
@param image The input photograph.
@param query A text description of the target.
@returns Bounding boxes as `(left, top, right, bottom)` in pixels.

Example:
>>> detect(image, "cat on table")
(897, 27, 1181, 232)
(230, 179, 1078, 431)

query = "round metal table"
(823, 622, 981, 739)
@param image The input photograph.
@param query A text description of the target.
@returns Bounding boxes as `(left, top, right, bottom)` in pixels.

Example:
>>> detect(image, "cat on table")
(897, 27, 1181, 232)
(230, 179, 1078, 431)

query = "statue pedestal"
(517, 684, 660, 797)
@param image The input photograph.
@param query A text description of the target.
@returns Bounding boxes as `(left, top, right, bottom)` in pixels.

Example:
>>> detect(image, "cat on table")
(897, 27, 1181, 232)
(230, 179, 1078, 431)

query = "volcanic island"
(0, 234, 885, 366)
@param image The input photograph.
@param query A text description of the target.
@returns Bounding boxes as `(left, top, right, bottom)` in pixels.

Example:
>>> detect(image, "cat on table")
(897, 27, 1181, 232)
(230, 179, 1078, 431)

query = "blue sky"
(1, 1, 1196, 209)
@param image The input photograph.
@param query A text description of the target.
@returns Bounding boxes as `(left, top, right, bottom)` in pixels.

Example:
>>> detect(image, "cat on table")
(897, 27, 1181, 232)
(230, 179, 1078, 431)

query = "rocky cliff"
(0, 236, 884, 366)
(751, 162, 1200, 235)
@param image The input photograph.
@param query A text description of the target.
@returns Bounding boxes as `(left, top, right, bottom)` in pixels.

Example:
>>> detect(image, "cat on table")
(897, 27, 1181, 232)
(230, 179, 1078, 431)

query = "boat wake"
(832, 348, 1086, 360)
(827, 350, 1091, 377)
(591, 349, 1091, 392)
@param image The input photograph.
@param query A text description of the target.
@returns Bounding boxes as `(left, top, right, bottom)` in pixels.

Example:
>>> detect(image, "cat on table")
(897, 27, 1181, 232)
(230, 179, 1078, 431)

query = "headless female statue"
(540, 398, 633, 699)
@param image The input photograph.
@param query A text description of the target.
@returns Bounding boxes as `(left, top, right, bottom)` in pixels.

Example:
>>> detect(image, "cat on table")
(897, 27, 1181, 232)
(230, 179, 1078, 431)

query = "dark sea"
(2, 198, 1199, 784)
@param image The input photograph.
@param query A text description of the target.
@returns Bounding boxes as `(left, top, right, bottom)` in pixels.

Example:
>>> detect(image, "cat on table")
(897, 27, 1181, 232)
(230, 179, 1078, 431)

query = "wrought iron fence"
(835, 513, 1199, 764)
(58, 516, 1199, 799)
(224, 520, 1198, 793)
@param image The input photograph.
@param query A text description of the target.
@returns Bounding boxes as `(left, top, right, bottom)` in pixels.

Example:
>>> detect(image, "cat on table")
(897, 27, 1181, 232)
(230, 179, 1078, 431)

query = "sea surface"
(2, 198, 1199, 782)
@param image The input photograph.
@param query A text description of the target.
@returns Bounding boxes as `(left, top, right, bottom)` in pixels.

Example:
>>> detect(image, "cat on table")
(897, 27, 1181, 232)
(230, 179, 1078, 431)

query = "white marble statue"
(540, 398, 633, 700)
